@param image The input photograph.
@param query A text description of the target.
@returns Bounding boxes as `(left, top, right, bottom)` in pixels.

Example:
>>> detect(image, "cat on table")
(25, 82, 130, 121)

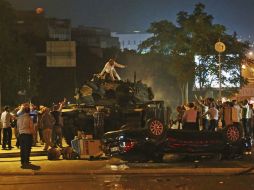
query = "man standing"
(232, 100, 242, 126)
(99, 59, 126, 81)
(41, 108, 55, 151)
(17, 106, 35, 168)
(242, 99, 250, 138)
(30, 104, 38, 146)
(182, 102, 198, 131)
(1, 106, 12, 150)
(51, 103, 64, 148)
(0, 114, 2, 145)
(203, 103, 219, 131)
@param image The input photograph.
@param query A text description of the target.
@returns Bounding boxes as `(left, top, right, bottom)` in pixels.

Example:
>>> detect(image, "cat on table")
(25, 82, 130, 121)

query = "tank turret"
(77, 74, 154, 106)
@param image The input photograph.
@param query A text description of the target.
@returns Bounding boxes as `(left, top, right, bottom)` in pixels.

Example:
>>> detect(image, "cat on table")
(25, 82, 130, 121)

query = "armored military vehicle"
(61, 75, 169, 145)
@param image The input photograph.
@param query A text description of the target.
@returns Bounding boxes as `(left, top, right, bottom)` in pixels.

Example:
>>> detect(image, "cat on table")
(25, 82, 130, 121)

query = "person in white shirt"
(99, 59, 126, 81)
(248, 104, 253, 138)
(232, 100, 242, 124)
(1, 106, 12, 149)
(241, 99, 250, 138)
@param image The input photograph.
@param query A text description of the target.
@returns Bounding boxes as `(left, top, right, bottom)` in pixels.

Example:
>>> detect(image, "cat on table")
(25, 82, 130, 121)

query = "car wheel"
(225, 125, 242, 143)
(146, 119, 166, 140)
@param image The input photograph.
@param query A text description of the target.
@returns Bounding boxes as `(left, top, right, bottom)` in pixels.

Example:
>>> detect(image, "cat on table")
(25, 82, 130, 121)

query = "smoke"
(119, 54, 179, 108)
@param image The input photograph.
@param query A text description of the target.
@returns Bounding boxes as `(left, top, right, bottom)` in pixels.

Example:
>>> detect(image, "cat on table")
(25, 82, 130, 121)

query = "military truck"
(61, 75, 169, 145)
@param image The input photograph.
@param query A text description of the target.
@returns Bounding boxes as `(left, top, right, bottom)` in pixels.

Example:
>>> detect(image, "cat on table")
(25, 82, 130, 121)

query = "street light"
(215, 41, 226, 100)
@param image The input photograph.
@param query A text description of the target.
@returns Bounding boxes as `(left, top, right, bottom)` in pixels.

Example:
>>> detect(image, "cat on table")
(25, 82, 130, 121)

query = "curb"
(0, 168, 253, 176)
(0, 151, 46, 158)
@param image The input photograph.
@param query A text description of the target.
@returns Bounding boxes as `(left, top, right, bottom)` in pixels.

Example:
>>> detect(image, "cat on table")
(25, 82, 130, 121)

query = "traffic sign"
(215, 42, 226, 53)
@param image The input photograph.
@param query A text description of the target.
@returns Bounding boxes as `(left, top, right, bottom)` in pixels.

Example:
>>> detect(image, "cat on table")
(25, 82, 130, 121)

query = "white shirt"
(17, 113, 34, 134)
(242, 104, 250, 119)
(202, 105, 209, 120)
(248, 107, 253, 119)
(207, 107, 219, 120)
(100, 61, 125, 80)
(232, 105, 242, 122)
(1, 111, 11, 128)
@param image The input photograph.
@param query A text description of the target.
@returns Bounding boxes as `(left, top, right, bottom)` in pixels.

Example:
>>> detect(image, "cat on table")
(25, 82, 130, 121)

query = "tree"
(139, 3, 249, 103)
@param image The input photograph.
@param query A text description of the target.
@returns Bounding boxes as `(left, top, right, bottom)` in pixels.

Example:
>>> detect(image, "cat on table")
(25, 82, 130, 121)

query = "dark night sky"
(7, 0, 254, 40)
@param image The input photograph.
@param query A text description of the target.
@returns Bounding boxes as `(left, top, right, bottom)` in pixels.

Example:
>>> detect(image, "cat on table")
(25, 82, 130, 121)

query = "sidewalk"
(0, 142, 46, 158)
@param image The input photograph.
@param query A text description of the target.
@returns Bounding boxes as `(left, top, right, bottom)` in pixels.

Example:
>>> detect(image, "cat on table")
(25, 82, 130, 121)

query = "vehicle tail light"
(120, 140, 136, 152)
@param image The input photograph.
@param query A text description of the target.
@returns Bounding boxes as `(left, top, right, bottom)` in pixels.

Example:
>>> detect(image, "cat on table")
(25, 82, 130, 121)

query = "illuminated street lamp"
(215, 41, 226, 100)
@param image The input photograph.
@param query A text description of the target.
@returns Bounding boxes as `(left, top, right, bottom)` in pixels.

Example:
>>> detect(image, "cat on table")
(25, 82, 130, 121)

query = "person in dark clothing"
(10, 114, 19, 148)
(51, 100, 65, 148)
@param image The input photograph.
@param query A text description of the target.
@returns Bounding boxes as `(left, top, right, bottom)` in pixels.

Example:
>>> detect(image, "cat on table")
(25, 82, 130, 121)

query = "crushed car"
(102, 115, 252, 162)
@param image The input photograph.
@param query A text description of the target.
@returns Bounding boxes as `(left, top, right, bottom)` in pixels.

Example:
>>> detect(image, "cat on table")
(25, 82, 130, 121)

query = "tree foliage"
(139, 3, 249, 101)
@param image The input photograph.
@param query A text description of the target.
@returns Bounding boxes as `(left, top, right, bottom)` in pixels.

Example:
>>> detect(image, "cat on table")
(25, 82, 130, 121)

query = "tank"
(77, 74, 154, 106)
(61, 75, 167, 146)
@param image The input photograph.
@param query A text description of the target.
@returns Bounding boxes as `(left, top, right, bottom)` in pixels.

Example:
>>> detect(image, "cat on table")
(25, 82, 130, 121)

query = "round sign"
(215, 42, 226, 53)
(35, 7, 44, 14)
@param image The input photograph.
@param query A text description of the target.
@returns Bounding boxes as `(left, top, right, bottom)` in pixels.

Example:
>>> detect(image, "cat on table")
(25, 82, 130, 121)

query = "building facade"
(72, 26, 120, 49)
(47, 18, 71, 41)
(111, 32, 153, 52)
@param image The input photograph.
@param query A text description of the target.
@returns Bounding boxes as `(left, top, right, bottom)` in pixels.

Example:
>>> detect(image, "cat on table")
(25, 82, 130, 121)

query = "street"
(1, 152, 254, 190)
(1, 174, 254, 190)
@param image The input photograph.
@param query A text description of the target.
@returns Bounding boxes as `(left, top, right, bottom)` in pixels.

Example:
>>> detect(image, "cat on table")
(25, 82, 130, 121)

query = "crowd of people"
(173, 97, 254, 139)
(0, 99, 66, 168)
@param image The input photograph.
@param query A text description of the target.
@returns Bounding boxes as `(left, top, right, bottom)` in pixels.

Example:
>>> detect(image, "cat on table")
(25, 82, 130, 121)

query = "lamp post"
(215, 41, 226, 100)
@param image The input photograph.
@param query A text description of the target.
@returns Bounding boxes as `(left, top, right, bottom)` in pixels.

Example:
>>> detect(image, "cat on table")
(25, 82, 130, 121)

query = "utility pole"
(215, 41, 226, 100)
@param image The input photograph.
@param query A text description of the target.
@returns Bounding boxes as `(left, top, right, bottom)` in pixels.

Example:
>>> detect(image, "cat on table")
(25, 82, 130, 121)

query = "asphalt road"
(0, 174, 254, 190)
(1, 149, 254, 190)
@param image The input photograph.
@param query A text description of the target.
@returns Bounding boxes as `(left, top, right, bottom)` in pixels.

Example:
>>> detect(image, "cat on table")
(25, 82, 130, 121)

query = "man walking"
(1, 106, 12, 150)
